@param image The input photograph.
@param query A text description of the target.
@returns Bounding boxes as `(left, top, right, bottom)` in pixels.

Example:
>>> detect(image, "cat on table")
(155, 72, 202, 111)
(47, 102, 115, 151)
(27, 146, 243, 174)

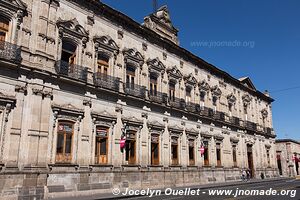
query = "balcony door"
(95, 126, 109, 164)
(0, 18, 9, 42)
(97, 54, 109, 76)
(169, 81, 176, 102)
(61, 41, 77, 74)
(126, 66, 135, 89)
(149, 73, 158, 96)
(56, 122, 74, 163)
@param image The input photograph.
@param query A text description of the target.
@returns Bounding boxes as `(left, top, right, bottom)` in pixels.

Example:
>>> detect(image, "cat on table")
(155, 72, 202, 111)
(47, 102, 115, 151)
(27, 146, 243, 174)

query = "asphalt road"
(124, 179, 300, 200)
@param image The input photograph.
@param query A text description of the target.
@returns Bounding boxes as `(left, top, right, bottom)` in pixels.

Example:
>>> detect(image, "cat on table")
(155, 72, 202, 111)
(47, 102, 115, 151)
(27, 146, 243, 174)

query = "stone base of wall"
(0, 166, 279, 200)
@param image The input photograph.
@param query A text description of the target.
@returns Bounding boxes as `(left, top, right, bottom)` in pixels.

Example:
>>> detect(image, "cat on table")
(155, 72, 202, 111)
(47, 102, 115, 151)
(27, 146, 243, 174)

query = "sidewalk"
(90, 177, 292, 200)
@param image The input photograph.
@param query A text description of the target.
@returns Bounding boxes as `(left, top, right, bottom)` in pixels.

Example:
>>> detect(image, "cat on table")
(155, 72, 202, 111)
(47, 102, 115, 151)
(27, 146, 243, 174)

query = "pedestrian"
(246, 170, 250, 181)
(241, 169, 246, 181)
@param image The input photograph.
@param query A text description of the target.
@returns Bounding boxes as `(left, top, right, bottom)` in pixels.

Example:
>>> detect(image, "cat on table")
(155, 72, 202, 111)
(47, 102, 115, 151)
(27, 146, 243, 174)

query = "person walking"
(241, 169, 246, 181)
(246, 170, 251, 181)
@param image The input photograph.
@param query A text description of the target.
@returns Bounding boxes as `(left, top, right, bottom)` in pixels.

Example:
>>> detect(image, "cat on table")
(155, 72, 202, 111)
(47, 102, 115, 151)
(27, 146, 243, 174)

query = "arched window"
(95, 126, 109, 164)
(61, 40, 77, 65)
(56, 121, 74, 163)
(97, 54, 109, 75)
(0, 18, 9, 42)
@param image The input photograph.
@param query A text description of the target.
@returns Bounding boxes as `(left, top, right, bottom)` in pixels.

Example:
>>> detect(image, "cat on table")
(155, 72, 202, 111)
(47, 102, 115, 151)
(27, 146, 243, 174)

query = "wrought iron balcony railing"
(124, 82, 146, 98)
(199, 106, 210, 117)
(245, 121, 257, 131)
(0, 40, 22, 63)
(264, 127, 272, 135)
(213, 111, 225, 121)
(169, 97, 186, 109)
(93, 72, 120, 92)
(55, 60, 88, 81)
(186, 102, 200, 113)
(148, 90, 168, 104)
(230, 116, 240, 126)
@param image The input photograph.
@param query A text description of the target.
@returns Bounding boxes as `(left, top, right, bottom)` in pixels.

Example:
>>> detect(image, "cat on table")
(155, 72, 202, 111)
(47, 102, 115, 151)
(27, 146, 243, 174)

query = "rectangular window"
(150, 74, 158, 96)
(188, 140, 195, 166)
(125, 131, 136, 165)
(126, 66, 135, 89)
(0, 20, 9, 41)
(169, 82, 175, 102)
(186, 88, 191, 104)
(232, 145, 237, 167)
(95, 127, 109, 164)
(203, 141, 209, 166)
(56, 122, 74, 163)
(267, 149, 270, 167)
(171, 137, 178, 165)
(151, 134, 159, 165)
(216, 143, 221, 166)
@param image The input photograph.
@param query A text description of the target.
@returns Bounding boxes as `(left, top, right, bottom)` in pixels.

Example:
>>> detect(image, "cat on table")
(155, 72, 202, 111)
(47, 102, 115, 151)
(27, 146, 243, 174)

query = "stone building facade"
(0, 0, 277, 199)
(276, 139, 300, 177)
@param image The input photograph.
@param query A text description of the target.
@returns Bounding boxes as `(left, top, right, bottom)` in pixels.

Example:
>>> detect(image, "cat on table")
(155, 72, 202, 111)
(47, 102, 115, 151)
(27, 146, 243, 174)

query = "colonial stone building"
(276, 139, 300, 177)
(0, 0, 277, 199)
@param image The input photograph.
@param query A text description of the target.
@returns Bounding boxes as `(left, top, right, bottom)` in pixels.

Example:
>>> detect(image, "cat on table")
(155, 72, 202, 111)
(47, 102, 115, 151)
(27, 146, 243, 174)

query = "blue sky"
(102, 0, 300, 140)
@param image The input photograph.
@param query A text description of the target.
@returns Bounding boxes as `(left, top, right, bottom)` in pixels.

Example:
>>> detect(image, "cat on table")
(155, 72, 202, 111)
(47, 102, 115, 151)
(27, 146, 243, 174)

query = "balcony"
(213, 111, 226, 121)
(0, 40, 22, 63)
(245, 121, 257, 131)
(94, 72, 120, 92)
(199, 106, 210, 117)
(169, 97, 186, 109)
(230, 116, 240, 126)
(264, 127, 272, 135)
(186, 102, 200, 113)
(148, 91, 168, 104)
(124, 83, 146, 98)
(55, 60, 88, 81)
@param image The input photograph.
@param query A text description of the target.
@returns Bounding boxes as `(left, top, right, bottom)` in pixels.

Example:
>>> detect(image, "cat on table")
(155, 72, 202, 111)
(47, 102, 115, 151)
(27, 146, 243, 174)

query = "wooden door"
(0, 20, 8, 42)
(95, 127, 108, 164)
(56, 122, 73, 163)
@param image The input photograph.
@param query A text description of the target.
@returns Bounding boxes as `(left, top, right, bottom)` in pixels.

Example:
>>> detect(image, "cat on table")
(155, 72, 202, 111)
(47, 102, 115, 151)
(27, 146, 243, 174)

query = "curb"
(96, 177, 293, 200)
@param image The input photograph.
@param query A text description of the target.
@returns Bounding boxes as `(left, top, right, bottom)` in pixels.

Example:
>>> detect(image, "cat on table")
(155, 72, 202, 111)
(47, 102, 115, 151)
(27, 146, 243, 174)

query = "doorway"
(247, 144, 254, 178)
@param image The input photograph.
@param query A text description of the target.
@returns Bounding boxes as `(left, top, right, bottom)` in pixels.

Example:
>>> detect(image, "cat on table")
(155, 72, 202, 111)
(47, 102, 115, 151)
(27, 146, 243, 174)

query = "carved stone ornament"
(166, 65, 183, 81)
(261, 108, 268, 119)
(147, 57, 165, 76)
(0, 0, 27, 29)
(93, 35, 119, 57)
(122, 115, 143, 131)
(183, 73, 197, 88)
(198, 80, 210, 92)
(91, 110, 116, 129)
(185, 127, 198, 136)
(52, 103, 84, 126)
(211, 85, 222, 98)
(147, 120, 165, 132)
(123, 48, 144, 68)
(56, 18, 89, 47)
(227, 93, 237, 104)
(242, 94, 252, 107)
(168, 124, 184, 134)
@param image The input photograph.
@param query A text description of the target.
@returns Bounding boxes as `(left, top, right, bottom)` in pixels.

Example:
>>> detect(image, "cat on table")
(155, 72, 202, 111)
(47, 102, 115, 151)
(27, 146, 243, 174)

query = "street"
(123, 179, 300, 200)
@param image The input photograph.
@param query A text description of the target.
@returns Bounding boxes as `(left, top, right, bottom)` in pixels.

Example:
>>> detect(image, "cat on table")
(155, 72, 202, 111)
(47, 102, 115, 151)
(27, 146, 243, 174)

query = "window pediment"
(94, 35, 119, 56)
(0, 0, 27, 11)
(166, 65, 182, 80)
(198, 80, 210, 92)
(147, 120, 165, 131)
(147, 57, 165, 75)
(227, 93, 237, 104)
(261, 108, 268, 118)
(183, 73, 197, 87)
(242, 94, 252, 106)
(123, 48, 144, 68)
(211, 85, 222, 97)
(57, 18, 89, 46)
(168, 124, 183, 134)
